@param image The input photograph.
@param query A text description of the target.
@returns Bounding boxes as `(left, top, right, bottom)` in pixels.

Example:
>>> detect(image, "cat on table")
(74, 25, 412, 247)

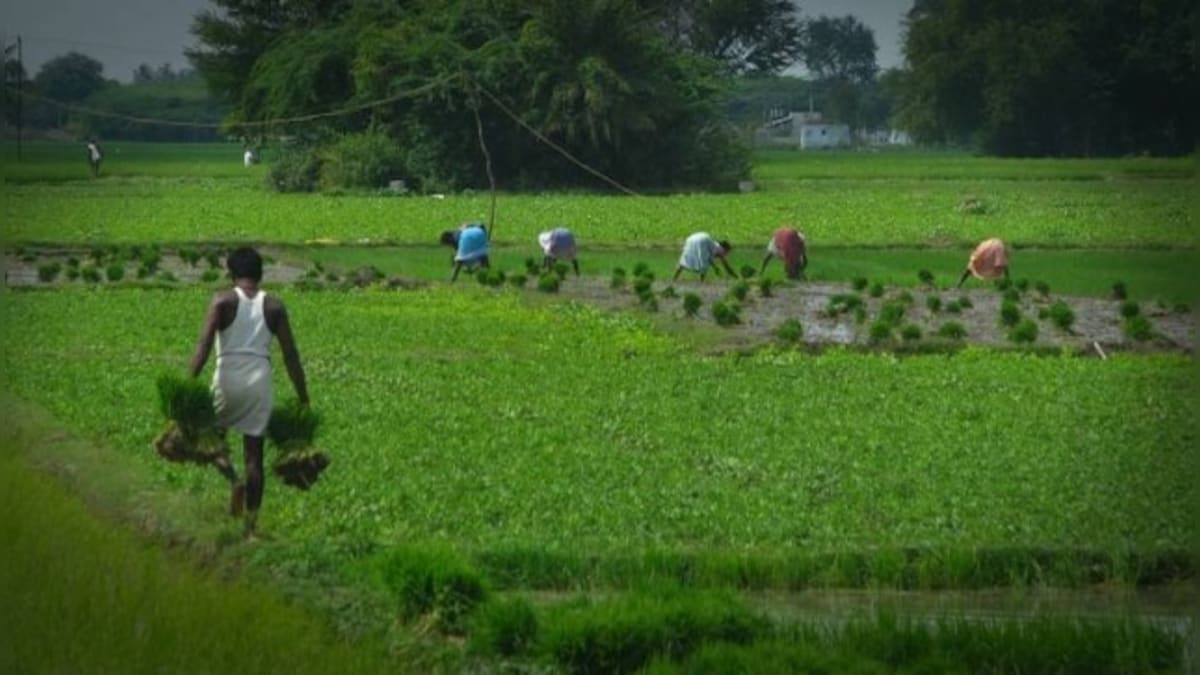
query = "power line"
(471, 79, 643, 198)
(2, 75, 456, 129)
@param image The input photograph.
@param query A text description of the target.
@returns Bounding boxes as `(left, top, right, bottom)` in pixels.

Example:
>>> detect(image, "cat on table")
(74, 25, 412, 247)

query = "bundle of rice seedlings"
(267, 400, 329, 490)
(152, 374, 228, 465)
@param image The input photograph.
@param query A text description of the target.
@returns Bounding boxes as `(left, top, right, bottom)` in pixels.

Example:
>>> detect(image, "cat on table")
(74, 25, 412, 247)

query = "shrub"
(826, 293, 863, 316)
(1048, 301, 1075, 332)
(610, 267, 628, 290)
(682, 293, 703, 317)
(537, 272, 560, 293)
(1008, 319, 1038, 343)
(900, 324, 922, 341)
(852, 277, 869, 291)
(268, 146, 322, 193)
(729, 281, 750, 302)
(711, 300, 740, 326)
(937, 321, 967, 339)
(999, 300, 1021, 326)
(319, 128, 406, 190)
(868, 320, 892, 342)
(508, 273, 527, 288)
(469, 597, 538, 657)
(105, 262, 125, 282)
(177, 247, 200, 266)
(879, 301, 906, 326)
(1035, 280, 1051, 296)
(918, 269, 935, 285)
(776, 318, 803, 343)
(869, 282, 885, 298)
(1119, 300, 1140, 318)
(1123, 316, 1154, 341)
(739, 264, 757, 280)
(37, 262, 62, 282)
(757, 278, 774, 298)
(1112, 281, 1128, 300)
(380, 547, 488, 634)
(81, 265, 101, 283)
(926, 296, 942, 313)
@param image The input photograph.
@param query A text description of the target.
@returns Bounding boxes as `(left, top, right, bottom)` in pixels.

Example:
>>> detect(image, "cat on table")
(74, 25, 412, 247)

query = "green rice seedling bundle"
(524, 257, 540, 276)
(776, 318, 803, 343)
(660, 285, 677, 299)
(682, 292, 702, 317)
(926, 296, 942, 313)
(1008, 319, 1039, 343)
(610, 267, 627, 290)
(1112, 281, 1128, 300)
(758, 278, 774, 298)
(999, 300, 1021, 326)
(1119, 300, 1140, 318)
(537, 272, 560, 293)
(901, 324, 922, 341)
(37, 262, 62, 283)
(739, 264, 757, 280)
(1047, 301, 1075, 332)
(711, 300, 740, 326)
(508, 273, 527, 288)
(869, 282, 885, 298)
(552, 262, 570, 281)
(267, 400, 330, 490)
(105, 262, 125, 282)
(152, 373, 228, 465)
(852, 277, 869, 291)
(937, 321, 967, 339)
(918, 269, 935, 285)
(730, 281, 750, 302)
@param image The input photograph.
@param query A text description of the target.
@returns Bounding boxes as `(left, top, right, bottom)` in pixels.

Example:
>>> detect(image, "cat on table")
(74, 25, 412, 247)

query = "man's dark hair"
(440, 230, 458, 247)
(226, 246, 263, 282)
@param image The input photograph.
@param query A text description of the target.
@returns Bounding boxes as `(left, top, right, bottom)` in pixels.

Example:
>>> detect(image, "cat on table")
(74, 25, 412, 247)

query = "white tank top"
(217, 287, 271, 360)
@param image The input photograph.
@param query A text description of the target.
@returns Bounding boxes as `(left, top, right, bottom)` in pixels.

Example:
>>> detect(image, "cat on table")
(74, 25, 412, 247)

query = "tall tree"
(799, 15, 878, 84)
(650, 0, 805, 74)
(900, 0, 1199, 155)
(34, 52, 106, 102)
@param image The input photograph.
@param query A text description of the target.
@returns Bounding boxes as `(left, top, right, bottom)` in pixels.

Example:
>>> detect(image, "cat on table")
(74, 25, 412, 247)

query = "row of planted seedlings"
(13, 243, 239, 285)
(609, 262, 777, 323)
(365, 542, 1190, 674)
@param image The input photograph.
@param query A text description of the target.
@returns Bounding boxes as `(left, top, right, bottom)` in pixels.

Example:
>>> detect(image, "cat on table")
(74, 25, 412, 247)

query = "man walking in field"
(189, 247, 309, 537)
(957, 237, 1010, 287)
(673, 232, 737, 281)
(760, 226, 808, 280)
(85, 139, 103, 177)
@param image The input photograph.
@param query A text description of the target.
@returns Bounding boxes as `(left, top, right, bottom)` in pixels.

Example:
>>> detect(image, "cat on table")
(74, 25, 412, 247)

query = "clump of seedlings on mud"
(758, 278, 774, 298)
(611, 267, 627, 290)
(267, 399, 330, 490)
(1119, 300, 1140, 319)
(999, 300, 1021, 327)
(1123, 315, 1155, 341)
(1043, 301, 1076, 332)
(776, 318, 803, 343)
(711, 300, 741, 326)
(537, 272, 560, 293)
(852, 277, 869, 291)
(682, 292, 703, 317)
(1008, 318, 1039, 343)
(918, 269, 935, 285)
(1111, 281, 1128, 300)
(937, 321, 967, 340)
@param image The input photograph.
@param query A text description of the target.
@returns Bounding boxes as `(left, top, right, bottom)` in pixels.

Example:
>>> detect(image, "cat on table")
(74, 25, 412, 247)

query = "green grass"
(3, 144, 1197, 248)
(0, 286, 1194, 590)
(0, 423, 398, 674)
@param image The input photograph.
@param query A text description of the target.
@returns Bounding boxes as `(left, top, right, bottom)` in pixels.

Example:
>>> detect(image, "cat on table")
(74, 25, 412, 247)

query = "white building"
(756, 111, 851, 149)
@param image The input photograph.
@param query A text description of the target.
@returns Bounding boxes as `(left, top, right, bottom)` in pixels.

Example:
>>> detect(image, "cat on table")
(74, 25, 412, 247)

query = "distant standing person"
(673, 232, 736, 281)
(243, 147, 257, 167)
(760, 226, 808, 279)
(440, 222, 490, 281)
(86, 139, 103, 177)
(189, 246, 309, 538)
(539, 226, 579, 276)
(957, 237, 1010, 287)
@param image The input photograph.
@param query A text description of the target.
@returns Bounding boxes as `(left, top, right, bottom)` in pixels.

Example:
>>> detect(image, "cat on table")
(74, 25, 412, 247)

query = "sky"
(1, 0, 908, 83)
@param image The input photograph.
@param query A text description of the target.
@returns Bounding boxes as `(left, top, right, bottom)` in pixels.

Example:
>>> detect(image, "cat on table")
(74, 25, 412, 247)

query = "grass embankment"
(0, 401, 398, 675)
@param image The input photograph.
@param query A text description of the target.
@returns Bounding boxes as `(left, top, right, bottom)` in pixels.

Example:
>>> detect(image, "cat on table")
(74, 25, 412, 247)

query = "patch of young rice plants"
(0, 288, 1195, 592)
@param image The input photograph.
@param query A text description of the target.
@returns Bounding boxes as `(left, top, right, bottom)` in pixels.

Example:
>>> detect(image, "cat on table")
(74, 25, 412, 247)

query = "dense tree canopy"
(34, 52, 107, 103)
(898, 0, 1199, 156)
(652, 0, 805, 75)
(189, 0, 753, 192)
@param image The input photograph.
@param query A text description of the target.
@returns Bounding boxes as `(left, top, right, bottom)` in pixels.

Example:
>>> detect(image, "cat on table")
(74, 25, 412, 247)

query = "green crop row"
(3, 144, 1196, 248)
(1, 286, 1194, 589)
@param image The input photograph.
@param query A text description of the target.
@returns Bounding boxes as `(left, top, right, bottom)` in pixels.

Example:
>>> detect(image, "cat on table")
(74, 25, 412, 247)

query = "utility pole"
(16, 35, 22, 161)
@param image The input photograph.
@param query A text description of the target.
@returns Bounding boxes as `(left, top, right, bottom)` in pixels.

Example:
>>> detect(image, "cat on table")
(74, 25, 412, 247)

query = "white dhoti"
(213, 354, 272, 436)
